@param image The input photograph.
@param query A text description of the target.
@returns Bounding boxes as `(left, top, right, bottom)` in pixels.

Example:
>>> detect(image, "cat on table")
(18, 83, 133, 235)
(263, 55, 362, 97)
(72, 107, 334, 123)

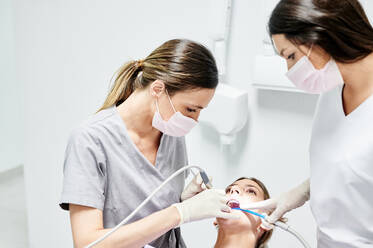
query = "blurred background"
(1, 0, 372, 247)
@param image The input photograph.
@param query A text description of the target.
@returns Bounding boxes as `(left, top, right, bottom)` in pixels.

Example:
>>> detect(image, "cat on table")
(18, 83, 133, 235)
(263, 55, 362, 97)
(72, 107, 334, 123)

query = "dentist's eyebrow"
(280, 48, 288, 57)
(191, 104, 204, 109)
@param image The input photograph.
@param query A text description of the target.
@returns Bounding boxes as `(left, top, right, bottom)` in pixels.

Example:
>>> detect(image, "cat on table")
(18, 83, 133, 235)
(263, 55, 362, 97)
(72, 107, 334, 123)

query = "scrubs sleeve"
(59, 127, 107, 211)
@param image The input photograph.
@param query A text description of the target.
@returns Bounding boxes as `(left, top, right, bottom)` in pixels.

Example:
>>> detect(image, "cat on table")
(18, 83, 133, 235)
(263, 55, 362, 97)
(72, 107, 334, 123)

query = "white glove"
(173, 189, 239, 225)
(243, 179, 310, 225)
(181, 173, 212, 201)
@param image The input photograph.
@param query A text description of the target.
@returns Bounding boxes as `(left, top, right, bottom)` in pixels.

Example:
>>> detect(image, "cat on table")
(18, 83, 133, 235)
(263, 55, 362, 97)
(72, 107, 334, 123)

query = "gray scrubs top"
(60, 106, 188, 248)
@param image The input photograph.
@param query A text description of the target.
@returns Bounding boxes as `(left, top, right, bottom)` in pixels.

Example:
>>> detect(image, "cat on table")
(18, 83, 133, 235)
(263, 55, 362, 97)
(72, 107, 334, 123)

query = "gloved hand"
(243, 179, 310, 226)
(173, 189, 239, 226)
(180, 172, 212, 201)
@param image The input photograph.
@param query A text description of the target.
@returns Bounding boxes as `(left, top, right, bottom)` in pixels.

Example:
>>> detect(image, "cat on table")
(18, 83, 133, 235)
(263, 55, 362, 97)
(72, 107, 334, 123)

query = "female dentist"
(246, 0, 373, 247)
(59, 39, 237, 248)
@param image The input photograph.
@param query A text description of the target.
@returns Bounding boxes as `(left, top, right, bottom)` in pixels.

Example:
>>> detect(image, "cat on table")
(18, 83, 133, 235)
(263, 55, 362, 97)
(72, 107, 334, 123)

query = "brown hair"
(98, 39, 218, 111)
(269, 0, 373, 63)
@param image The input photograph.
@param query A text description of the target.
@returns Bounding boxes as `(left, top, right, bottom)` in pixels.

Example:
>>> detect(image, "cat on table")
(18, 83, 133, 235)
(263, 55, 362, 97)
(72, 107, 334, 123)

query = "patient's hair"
(229, 177, 273, 248)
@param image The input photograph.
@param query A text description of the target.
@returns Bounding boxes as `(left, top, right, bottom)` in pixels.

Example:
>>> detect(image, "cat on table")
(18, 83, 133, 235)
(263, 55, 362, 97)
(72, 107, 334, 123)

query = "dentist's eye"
(287, 53, 295, 60)
(186, 107, 197, 113)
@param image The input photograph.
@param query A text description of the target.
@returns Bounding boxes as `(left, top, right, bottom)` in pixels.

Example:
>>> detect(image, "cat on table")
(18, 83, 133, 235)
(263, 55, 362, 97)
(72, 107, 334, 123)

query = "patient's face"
(216, 178, 266, 233)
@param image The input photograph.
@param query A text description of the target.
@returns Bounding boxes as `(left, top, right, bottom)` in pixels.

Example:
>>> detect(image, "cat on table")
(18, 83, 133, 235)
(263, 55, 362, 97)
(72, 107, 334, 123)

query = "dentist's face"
(272, 34, 306, 70)
(272, 34, 330, 70)
(150, 80, 215, 122)
(168, 88, 215, 121)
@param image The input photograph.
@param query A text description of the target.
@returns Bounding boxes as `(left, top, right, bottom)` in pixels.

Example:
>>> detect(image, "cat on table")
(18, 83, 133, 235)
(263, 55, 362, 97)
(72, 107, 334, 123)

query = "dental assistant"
(247, 1, 373, 247)
(59, 39, 237, 248)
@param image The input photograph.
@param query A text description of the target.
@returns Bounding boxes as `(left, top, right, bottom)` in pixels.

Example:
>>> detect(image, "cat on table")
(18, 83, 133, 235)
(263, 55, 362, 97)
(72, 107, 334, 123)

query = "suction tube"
(232, 208, 311, 248)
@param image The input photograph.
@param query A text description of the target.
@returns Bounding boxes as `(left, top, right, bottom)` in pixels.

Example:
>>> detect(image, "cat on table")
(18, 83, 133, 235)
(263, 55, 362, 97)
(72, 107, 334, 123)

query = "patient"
(214, 177, 274, 248)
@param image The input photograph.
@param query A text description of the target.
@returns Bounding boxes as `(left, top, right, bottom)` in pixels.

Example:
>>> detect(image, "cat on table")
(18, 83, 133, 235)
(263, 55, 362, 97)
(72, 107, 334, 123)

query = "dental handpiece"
(199, 171, 213, 189)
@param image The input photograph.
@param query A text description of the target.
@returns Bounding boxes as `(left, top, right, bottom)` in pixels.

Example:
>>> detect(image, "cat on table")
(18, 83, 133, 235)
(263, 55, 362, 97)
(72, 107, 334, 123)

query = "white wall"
(362, 0, 373, 23)
(0, 0, 23, 173)
(14, 0, 373, 247)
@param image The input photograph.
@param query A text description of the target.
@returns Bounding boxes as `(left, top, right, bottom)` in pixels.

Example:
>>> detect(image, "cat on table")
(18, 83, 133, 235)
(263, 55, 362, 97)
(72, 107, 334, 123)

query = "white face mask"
(152, 91, 197, 137)
(286, 45, 344, 94)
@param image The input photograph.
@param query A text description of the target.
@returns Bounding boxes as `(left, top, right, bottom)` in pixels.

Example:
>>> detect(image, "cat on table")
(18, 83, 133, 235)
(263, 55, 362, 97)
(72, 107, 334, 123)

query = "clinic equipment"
(232, 207, 311, 248)
(198, 83, 248, 146)
(199, 170, 213, 189)
(85, 165, 309, 248)
(85, 165, 211, 248)
(232, 207, 266, 218)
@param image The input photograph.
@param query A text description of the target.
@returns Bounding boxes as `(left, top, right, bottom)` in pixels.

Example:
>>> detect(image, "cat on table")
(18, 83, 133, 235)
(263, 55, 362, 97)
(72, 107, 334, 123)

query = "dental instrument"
(232, 207, 311, 248)
(199, 170, 213, 189)
(85, 164, 310, 248)
(232, 207, 266, 218)
(85, 165, 212, 248)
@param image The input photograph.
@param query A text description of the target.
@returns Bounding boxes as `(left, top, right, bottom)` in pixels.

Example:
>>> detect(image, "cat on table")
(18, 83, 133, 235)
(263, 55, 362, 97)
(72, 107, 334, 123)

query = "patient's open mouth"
(227, 199, 240, 209)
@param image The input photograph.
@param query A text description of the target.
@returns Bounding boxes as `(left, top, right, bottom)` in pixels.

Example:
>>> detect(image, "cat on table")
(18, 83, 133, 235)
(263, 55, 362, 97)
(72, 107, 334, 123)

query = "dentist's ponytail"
(98, 60, 143, 111)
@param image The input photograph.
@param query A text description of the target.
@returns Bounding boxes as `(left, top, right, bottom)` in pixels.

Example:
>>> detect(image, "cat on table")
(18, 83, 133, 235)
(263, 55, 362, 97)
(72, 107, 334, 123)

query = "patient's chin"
(217, 210, 262, 232)
(217, 210, 247, 228)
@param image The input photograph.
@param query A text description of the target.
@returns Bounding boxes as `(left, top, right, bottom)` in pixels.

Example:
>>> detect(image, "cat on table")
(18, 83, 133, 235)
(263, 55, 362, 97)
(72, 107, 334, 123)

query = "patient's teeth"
(227, 200, 240, 208)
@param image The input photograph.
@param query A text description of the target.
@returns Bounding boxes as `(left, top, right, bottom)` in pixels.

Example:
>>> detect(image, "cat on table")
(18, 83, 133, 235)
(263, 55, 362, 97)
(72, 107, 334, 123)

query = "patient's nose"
(229, 186, 241, 195)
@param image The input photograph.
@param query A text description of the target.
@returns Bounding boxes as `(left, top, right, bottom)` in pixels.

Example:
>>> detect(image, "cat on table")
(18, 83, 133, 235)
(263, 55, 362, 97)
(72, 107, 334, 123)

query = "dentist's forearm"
(71, 205, 180, 248)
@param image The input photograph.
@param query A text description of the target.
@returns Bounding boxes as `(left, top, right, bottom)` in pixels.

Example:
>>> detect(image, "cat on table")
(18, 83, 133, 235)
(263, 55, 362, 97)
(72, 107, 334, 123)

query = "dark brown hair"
(98, 39, 218, 111)
(268, 0, 373, 63)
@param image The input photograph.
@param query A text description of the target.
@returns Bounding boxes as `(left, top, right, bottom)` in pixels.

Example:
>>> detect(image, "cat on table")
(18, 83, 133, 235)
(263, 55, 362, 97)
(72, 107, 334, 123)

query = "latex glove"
(173, 189, 239, 225)
(181, 172, 212, 201)
(243, 179, 310, 225)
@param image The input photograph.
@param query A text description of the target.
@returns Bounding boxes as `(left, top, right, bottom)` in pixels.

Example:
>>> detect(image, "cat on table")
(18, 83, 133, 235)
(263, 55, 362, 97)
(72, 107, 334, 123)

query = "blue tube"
(232, 208, 265, 219)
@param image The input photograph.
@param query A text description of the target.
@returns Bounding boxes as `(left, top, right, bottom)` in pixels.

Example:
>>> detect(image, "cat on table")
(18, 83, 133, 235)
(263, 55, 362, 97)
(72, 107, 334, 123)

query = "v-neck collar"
(113, 105, 168, 171)
(339, 84, 373, 120)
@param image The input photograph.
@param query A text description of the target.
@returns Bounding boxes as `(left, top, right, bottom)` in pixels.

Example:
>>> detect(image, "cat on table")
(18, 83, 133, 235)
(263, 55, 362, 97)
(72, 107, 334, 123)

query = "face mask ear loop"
(155, 99, 160, 113)
(165, 89, 177, 113)
(307, 44, 314, 58)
